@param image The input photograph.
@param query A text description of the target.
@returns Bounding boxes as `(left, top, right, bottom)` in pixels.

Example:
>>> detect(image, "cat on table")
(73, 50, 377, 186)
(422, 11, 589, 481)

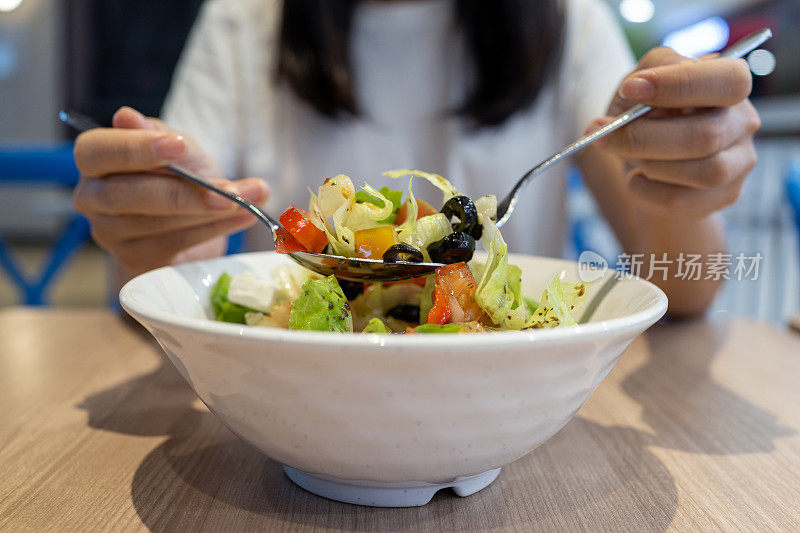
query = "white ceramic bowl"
(120, 252, 667, 506)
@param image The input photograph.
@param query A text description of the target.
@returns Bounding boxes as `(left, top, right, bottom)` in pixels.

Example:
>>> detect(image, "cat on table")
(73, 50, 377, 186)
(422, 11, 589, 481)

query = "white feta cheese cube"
(227, 272, 275, 313)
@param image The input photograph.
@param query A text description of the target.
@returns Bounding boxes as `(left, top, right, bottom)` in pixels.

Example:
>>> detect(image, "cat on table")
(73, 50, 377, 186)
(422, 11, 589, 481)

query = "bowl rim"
(119, 252, 668, 348)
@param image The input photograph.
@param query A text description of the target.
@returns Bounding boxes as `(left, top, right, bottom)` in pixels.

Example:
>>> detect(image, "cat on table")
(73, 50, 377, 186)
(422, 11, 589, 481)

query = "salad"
(210, 170, 589, 334)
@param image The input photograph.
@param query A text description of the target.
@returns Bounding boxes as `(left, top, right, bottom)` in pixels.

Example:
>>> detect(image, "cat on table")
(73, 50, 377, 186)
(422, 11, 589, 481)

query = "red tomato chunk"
(279, 206, 328, 254)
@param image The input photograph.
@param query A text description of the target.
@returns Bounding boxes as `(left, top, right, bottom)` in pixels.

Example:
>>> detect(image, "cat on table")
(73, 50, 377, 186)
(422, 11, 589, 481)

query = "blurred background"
(0, 0, 798, 324)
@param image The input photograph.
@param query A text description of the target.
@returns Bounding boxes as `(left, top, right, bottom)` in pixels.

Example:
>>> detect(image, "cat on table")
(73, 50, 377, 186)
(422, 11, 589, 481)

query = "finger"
(599, 106, 755, 160)
(111, 107, 222, 179)
(633, 140, 757, 190)
(75, 175, 269, 216)
(636, 46, 690, 70)
(112, 107, 171, 133)
(146, 117, 171, 132)
(112, 107, 153, 130)
(627, 170, 745, 218)
(88, 211, 252, 245)
(74, 128, 187, 177)
(619, 58, 752, 108)
(115, 213, 258, 273)
(586, 107, 705, 138)
(201, 176, 270, 210)
(603, 47, 692, 116)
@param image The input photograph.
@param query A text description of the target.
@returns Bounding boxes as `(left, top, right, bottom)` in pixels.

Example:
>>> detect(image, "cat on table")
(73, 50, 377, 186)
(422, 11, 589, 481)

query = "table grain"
(1, 308, 799, 532)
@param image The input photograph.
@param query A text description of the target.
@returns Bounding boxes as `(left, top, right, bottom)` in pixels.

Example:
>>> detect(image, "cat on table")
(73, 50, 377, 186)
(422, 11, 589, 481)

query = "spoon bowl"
(290, 252, 443, 282)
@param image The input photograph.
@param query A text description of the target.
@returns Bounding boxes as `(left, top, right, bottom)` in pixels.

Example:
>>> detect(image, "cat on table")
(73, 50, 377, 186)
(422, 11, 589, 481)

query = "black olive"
(386, 305, 421, 323)
(382, 244, 424, 263)
(471, 223, 482, 241)
(339, 280, 365, 300)
(427, 232, 475, 264)
(441, 196, 481, 240)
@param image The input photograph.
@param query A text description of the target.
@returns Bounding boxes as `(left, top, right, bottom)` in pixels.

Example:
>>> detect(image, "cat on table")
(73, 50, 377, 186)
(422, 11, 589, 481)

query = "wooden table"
(2, 309, 799, 532)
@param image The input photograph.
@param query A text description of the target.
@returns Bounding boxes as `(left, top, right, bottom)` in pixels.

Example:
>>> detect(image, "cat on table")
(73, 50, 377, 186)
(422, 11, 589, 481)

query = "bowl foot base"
(283, 466, 502, 507)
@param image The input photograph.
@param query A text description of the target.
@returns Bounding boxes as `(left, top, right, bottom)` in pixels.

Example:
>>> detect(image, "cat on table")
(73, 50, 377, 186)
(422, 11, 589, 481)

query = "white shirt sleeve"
(161, 0, 246, 179)
(560, 0, 636, 140)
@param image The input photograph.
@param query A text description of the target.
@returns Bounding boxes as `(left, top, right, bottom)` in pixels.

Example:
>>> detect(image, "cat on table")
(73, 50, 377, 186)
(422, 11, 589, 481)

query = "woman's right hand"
(73, 107, 269, 277)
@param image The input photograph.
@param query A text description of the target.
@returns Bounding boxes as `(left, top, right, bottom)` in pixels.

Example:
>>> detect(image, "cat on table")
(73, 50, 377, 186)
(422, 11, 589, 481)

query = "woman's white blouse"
(163, 0, 634, 256)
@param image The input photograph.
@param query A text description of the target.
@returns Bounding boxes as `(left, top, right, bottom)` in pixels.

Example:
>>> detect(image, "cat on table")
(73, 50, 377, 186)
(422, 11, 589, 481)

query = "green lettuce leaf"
(288, 276, 353, 332)
(355, 184, 395, 222)
(526, 275, 589, 329)
(341, 203, 387, 233)
(398, 213, 453, 262)
(414, 323, 463, 334)
(383, 169, 459, 205)
(523, 297, 539, 314)
(308, 177, 397, 257)
(507, 264, 524, 309)
(393, 178, 419, 232)
(308, 189, 353, 257)
(475, 238, 530, 330)
(355, 186, 403, 224)
(210, 273, 260, 324)
(362, 317, 390, 334)
(419, 275, 435, 324)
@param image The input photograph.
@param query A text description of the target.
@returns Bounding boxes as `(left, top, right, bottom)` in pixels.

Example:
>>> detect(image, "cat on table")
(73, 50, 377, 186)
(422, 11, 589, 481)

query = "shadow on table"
(126, 411, 678, 532)
(78, 355, 678, 531)
(622, 320, 795, 455)
(75, 319, 792, 531)
(77, 354, 198, 438)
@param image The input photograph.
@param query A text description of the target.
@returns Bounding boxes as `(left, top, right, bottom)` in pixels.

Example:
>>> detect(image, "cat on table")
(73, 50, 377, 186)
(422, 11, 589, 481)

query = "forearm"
(578, 146, 725, 317)
(624, 211, 725, 317)
(573, 45, 759, 317)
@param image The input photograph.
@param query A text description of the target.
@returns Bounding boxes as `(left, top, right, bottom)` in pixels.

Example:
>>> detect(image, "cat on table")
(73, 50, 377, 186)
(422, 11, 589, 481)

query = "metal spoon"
(59, 29, 771, 283)
(59, 110, 445, 282)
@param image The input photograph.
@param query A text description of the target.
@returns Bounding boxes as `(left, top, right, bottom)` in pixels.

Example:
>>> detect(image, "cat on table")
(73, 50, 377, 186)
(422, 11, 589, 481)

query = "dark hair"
(277, 0, 564, 128)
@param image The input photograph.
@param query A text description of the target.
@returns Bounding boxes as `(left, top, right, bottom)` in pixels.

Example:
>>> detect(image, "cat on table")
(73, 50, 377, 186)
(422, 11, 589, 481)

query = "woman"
(73, 0, 760, 316)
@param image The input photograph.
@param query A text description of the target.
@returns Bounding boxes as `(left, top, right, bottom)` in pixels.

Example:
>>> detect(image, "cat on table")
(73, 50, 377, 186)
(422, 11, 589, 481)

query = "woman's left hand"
(588, 47, 761, 218)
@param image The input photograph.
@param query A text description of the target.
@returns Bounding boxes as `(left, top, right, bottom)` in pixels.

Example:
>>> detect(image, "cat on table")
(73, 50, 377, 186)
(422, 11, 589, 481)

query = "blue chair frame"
(226, 231, 246, 255)
(787, 160, 800, 263)
(0, 143, 249, 306)
(0, 143, 91, 305)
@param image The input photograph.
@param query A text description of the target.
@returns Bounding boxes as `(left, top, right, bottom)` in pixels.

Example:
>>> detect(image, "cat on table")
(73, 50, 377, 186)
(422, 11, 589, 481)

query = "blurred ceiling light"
(619, 0, 655, 23)
(662, 16, 730, 58)
(0, 0, 22, 13)
(747, 49, 776, 76)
